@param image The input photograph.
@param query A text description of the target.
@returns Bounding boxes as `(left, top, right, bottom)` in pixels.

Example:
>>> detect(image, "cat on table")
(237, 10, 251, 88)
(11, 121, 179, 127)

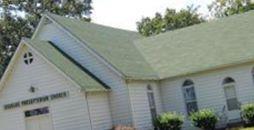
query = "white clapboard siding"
(128, 81, 163, 130)
(0, 46, 94, 130)
(160, 63, 254, 130)
(87, 92, 112, 130)
(36, 22, 133, 125)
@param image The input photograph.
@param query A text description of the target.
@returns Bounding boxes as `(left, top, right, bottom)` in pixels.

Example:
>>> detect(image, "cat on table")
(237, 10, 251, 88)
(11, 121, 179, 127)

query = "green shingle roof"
(45, 11, 254, 80)
(135, 11, 254, 79)
(47, 13, 158, 80)
(25, 38, 108, 91)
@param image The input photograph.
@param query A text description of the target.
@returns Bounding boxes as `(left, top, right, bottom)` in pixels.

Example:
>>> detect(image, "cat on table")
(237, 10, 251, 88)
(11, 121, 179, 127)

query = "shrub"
(241, 103, 254, 126)
(189, 109, 218, 130)
(154, 112, 184, 130)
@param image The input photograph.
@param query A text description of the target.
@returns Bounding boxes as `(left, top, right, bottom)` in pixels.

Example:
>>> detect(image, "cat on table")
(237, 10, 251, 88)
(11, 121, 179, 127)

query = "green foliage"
(241, 103, 254, 125)
(208, 0, 254, 18)
(0, 16, 32, 74)
(154, 112, 184, 130)
(0, 0, 92, 76)
(190, 109, 218, 130)
(136, 6, 205, 36)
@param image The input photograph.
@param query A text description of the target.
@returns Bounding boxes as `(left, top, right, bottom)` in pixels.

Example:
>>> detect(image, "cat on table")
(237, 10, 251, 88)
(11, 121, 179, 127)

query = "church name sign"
(4, 91, 69, 110)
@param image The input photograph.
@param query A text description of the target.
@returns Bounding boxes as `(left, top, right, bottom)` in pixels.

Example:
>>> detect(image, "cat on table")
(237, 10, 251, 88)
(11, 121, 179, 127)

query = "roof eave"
(159, 58, 254, 81)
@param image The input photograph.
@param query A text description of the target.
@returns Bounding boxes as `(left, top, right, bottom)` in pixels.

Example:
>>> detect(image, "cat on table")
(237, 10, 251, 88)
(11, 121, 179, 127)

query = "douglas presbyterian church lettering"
(4, 91, 69, 110)
(21, 96, 49, 106)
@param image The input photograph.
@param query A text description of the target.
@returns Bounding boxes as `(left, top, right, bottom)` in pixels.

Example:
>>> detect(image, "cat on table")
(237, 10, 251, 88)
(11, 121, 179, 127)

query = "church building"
(1, 11, 254, 130)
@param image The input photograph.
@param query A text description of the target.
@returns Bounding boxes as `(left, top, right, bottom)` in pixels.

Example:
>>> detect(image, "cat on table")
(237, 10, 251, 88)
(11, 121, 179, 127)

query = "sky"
(92, 0, 214, 31)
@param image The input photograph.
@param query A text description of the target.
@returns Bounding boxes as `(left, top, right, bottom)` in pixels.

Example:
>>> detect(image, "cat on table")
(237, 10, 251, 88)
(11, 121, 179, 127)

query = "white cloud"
(92, 0, 214, 31)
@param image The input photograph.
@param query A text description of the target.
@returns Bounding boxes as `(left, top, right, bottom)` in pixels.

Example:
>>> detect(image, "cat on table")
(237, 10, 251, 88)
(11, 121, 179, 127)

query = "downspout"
(157, 80, 165, 113)
(85, 92, 93, 130)
(125, 79, 136, 128)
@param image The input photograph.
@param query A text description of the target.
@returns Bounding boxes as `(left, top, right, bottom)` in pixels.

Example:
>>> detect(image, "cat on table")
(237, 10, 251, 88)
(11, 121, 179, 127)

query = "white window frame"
(182, 80, 198, 115)
(251, 68, 254, 84)
(147, 85, 157, 124)
(223, 80, 239, 111)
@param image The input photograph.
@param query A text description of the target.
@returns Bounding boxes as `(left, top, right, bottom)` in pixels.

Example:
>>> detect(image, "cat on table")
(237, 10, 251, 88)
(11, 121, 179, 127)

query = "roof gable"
(46, 13, 158, 80)
(0, 42, 26, 91)
(39, 11, 254, 80)
(24, 39, 108, 92)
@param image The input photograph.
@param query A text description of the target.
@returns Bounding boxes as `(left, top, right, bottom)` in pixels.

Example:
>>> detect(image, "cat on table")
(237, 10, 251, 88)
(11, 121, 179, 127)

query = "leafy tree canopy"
(0, 0, 92, 75)
(208, 0, 254, 18)
(137, 6, 205, 36)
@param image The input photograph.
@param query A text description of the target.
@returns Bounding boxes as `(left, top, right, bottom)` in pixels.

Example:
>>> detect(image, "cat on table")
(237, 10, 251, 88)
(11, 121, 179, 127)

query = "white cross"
(24, 52, 33, 65)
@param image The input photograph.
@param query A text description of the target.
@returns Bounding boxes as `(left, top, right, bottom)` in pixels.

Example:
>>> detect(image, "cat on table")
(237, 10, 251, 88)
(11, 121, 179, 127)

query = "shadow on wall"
(112, 125, 135, 130)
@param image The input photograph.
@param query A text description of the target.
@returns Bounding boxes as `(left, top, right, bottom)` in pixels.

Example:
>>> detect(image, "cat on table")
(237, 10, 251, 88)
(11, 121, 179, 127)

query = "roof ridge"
(45, 12, 141, 35)
(134, 10, 254, 79)
(44, 12, 158, 80)
(134, 10, 254, 43)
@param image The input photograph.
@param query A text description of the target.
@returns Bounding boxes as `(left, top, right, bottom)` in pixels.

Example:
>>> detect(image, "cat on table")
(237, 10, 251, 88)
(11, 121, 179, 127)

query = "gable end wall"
(35, 22, 133, 125)
(0, 46, 93, 130)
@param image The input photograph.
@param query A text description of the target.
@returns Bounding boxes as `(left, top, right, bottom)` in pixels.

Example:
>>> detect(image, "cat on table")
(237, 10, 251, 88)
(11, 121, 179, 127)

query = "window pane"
(227, 98, 239, 111)
(147, 85, 152, 91)
(24, 107, 49, 118)
(24, 53, 27, 58)
(28, 52, 33, 57)
(24, 60, 29, 65)
(224, 85, 237, 99)
(186, 101, 198, 114)
(29, 58, 34, 64)
(147, 87, 157, 123)
(148, 93, 156, 109)
(223, 77, 235, 84)
(182, 80, 198, 115)
(183, 80, 194, 86)
(150, 108, 157, 123)
(252, 68, 254, 78)
(184, 87, 196, 101)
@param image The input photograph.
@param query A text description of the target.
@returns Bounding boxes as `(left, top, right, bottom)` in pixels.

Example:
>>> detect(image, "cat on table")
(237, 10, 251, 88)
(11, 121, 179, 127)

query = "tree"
(137, 6, 205, 36)
(208, 0, 254, 18)
(0, 0, 92, 76)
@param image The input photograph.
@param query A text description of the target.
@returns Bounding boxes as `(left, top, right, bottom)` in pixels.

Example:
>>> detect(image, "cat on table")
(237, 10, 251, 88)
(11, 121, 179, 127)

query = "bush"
(241, 103, 254, 126)
(154, 112, 184, 130)
(189, 109, 218, 130)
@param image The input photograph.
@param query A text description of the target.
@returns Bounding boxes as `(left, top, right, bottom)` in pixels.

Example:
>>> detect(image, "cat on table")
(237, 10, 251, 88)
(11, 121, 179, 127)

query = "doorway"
(25, 107, 53, 130)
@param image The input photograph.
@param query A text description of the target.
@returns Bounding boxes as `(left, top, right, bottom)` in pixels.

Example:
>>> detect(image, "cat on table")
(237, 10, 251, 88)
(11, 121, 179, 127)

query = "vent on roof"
(23, 52, 34, 65)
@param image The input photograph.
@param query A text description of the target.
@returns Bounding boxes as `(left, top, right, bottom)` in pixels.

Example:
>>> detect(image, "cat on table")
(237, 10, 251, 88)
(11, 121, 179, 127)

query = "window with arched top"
(223, 77, 235, 84)
(223, 77, 239, 111)
(182, 80, 198, 115)
(252, 68, 254, 82)
(147, 85, 157, 124)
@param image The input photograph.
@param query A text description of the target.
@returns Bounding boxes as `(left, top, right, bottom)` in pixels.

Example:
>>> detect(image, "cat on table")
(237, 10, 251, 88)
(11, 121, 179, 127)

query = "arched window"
(223, 77, 239, 111)
(182, 80, 198, 114)
(251, 68, 254, 82)
(147, 85, 157, 123)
